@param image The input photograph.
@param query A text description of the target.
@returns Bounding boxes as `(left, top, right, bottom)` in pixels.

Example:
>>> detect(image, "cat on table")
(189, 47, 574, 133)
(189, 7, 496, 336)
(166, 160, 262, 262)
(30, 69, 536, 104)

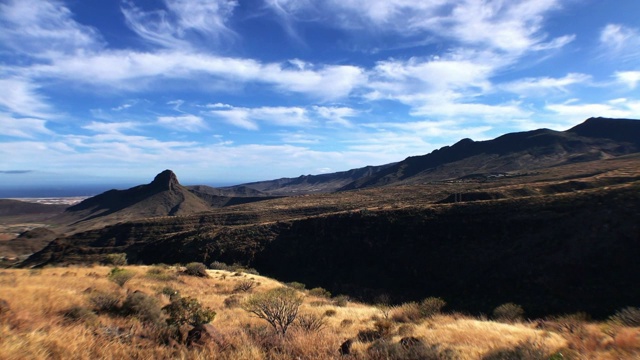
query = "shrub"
(122, 291, 163, 325)
(286, 282, 306, 290)
(209, 261, 231, 271)
(308, 287, 331, 298)
(159, 286, 180, 300)
(146, 267, 177, 281)
(610, 307, 640, 327)
(295, 313, 326, 332)
(61, 305, 97, 323)
(493, 303, 525, 322)
(324, 309, 337, 317)
(367, 338, 445, 360)
(89, 291, 122, 313)
(482, 339, 548, 360)
(340, 319, 354, 328)
(107, 267, 135, 287)
(163, 296, 216, 327)
(223, 295, 242, 308)
(332, 295, 349, 307)
(358, 319, 394, 342)
(392, 302, 423, 323)
(233, 280, 257, 293)
(104, 253, 127, 266)
(184, 262, 209, 277)
(243, 287, 303, 336)
(419, 297, 446, 318)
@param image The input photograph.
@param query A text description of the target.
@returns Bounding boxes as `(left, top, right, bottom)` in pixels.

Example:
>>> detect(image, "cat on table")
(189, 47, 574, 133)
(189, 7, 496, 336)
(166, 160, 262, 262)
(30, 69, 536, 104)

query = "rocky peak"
(151, 170, 180, 191)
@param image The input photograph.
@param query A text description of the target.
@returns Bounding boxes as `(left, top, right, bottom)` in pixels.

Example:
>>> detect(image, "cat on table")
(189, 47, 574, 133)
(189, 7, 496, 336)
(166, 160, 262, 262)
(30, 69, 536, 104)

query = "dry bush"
(493, 303, 525, 322)
(286, 281, 306, 290)
(295, 313, 326, 332)
(223, 295, 242, 308)
(243, 287, 303, 336)
(184, 262, 209, 277)
(61, 305, 97, 324)
(392, 302, 423, 323)
(609, 307, 640, 327)
(482, 339, 549, 360)
(324, 309, 337, 317)
(366, 337, 448, 360)
(88, 290, 122, 314)
(332, 295, 349, 307)
(103, 253, 127, 266)
(308, 287, 331, 298)
(420, 297, 446, 318)
(233, 280, 257, 293)
(121, 291, 163, 325)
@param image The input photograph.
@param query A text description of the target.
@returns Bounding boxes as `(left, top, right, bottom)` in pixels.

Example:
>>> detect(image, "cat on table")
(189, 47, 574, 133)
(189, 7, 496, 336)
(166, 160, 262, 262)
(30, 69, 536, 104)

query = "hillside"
(21, 154, 640, 318)
(9, 265, 630, 359)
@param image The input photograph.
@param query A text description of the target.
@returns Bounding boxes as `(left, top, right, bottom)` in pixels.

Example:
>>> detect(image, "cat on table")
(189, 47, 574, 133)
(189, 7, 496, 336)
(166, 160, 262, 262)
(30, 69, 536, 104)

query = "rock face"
(150, 170, 180, 192)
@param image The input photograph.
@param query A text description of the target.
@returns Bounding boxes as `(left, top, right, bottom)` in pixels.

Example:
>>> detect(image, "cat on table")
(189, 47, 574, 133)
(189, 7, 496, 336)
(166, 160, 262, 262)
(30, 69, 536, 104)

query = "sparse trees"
(243, 287, 303, 336)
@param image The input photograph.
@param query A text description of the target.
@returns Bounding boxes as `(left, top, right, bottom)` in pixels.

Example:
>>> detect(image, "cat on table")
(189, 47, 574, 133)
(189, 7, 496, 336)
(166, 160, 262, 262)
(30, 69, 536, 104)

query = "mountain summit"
(150, 169, 180, 192)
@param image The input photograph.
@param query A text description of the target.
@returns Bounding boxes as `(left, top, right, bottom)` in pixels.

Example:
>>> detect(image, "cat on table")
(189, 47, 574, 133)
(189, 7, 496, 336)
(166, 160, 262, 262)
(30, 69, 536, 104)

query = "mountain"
(55, 170, 212, 232)
(225, 164, 395, 195)
(339, 117, 640, 190)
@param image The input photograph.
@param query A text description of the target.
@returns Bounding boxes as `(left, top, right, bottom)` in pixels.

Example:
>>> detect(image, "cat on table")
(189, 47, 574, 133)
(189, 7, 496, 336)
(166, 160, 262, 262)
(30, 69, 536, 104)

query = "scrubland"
(1, 265, 639, 360)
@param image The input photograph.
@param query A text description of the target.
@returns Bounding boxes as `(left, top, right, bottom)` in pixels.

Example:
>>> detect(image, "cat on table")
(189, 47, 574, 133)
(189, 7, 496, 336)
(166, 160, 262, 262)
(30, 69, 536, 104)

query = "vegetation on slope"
(4, 265, 639, 359)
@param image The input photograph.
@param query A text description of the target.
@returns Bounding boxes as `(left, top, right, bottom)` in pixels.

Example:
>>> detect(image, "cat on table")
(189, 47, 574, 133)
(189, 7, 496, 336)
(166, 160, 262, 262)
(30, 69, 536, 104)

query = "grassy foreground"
(0, 265, 638, 359)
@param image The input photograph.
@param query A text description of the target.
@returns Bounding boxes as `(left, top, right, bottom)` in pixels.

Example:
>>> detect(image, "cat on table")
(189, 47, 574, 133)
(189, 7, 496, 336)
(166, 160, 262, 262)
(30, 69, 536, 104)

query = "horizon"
(1, 0, 639, 187)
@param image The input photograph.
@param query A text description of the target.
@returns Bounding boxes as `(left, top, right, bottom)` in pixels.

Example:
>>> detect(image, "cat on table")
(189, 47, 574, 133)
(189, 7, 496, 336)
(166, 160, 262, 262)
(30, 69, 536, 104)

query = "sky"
(1, 0, 639, 187)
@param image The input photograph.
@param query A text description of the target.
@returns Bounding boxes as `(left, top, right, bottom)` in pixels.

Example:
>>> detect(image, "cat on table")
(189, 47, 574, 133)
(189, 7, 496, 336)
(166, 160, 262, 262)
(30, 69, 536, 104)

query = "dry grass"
(0, 266, 638, 359)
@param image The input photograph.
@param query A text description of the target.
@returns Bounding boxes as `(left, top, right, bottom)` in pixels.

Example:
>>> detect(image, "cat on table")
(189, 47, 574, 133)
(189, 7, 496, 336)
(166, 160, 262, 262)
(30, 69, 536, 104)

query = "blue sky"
(1, 0, 639, 186)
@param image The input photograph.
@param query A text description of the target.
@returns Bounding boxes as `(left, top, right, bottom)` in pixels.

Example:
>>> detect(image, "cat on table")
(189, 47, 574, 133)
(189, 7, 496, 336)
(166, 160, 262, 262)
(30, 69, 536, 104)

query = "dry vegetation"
(1, 265, 638, 359)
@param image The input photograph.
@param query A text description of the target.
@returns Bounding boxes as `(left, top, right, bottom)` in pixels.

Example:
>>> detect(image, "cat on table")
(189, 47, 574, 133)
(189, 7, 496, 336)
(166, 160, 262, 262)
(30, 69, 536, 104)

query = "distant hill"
(0, 199, 68, 217)
(221, 118, 639, 194)
(339, 117, 640, 190)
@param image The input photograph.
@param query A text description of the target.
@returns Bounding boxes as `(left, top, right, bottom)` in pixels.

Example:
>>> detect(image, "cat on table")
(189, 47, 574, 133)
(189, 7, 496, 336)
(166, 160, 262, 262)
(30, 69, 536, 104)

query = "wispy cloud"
(615, 71, 640, 90)
(0, 78, 53, 118)
(83, 121, 141, 134)
(0, 113, 53, 138)
(157, 114, 208, 132)
(121, 0, 238, 50)
(208, 105, 310, 130)
(599, 24, 640, 64)
(0, 0, 102, 57)
(502, 73, 592, 97)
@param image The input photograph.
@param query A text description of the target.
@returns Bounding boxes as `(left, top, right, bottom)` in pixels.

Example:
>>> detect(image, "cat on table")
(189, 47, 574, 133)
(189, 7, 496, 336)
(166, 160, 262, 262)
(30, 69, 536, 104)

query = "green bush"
(243, 287, 303, 336)
(332, 295, 350, 307)
(122, 291, 163, 325)
(107, 267, 135, 287)
(493, 303, 525, 322)
(184, 262, 209, 277)
(609, 306, 640, 326)
(163, 296, 216, 327)
(159, 286, 180, 300)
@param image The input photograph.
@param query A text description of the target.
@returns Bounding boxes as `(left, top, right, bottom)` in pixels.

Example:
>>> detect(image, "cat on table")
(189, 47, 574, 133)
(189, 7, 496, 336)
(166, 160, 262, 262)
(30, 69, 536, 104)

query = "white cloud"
(265, 0, 570, 54)
(502, 73, 591, 96)
(546, 98, 640, 123)
(313, 106, 358, 127)
(208, 106, 310, 130)
(0, 0, 102, 57)
(26, 51, 364, 99)
(599, 24, 640, 63)
(83, 121, 141, 134)
(615, 71, 640, 90)
(0, 113, 53, 138)
(0, 78, 53, 118)
(157, 114, 208, 132)
(121, 0, 238, 49)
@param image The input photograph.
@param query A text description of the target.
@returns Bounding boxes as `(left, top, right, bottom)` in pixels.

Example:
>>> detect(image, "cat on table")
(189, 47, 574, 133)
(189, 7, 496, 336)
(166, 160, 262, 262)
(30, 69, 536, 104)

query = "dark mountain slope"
(232, 164, 394, 195)
(56, 170, 212, 231)
(22, 180, 640, 318)
(340, 117, 640, 190)
(0, 199, 68, 216)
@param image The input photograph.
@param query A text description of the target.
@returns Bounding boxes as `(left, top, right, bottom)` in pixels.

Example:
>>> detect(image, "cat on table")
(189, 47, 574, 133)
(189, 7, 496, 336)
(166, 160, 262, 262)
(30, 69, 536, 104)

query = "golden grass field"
(1, 265, 639, 359)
